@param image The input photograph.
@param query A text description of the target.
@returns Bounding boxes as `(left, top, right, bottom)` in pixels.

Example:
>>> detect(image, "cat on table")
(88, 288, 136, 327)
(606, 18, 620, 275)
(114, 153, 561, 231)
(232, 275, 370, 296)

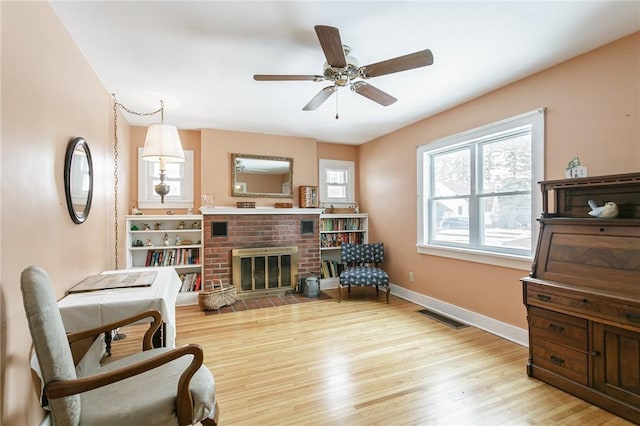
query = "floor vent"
(417, 309, 468, 329)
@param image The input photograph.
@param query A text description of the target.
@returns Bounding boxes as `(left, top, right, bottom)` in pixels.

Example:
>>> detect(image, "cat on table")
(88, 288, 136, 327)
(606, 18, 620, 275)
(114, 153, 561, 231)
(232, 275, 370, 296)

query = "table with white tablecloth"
(58, 267, 181, 348)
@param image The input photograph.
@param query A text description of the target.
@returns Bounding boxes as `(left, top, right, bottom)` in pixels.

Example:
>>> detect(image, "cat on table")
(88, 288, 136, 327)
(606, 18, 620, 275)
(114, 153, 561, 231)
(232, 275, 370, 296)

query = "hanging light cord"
(111, 94, 164, 269)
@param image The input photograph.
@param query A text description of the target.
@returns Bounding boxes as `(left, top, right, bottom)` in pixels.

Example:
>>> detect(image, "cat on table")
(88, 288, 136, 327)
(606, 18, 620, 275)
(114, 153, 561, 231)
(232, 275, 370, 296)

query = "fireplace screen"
(232, 246, 298, 296)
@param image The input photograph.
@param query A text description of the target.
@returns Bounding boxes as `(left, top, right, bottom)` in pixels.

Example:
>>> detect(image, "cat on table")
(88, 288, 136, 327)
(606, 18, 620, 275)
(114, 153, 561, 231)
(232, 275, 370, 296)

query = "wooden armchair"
(339, 243, 390, 303)
(21, 266, 219, 426)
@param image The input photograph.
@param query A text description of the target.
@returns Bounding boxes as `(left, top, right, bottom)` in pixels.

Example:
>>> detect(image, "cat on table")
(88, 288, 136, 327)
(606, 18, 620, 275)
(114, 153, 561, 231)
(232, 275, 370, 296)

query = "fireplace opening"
(232, 246, 298, 298)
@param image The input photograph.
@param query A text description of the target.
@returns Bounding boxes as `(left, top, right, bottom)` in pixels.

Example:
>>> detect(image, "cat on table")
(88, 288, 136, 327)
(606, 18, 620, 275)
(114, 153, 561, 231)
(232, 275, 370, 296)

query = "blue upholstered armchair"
(339, 243, 390, 303)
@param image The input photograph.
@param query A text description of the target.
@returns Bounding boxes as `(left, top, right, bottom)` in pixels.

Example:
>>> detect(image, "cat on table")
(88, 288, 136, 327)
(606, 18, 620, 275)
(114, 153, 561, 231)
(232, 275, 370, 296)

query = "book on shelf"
(321, 260, 345, 279)
(144, 248, 201, 267)
(179, 272, 201, 292)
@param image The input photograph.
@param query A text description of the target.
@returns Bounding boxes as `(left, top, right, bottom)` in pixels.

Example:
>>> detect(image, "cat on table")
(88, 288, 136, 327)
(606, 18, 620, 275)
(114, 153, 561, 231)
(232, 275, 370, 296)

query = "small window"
(319, 159, 355, 205)
(138, 148, 194, 209)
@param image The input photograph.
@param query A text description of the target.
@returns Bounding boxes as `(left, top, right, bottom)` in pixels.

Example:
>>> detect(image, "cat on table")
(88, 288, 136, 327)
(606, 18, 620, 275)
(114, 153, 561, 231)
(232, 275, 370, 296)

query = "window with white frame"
(138, 148, 194, 209)
(417, 109, 545, 268)
(319, 159, 355, 205)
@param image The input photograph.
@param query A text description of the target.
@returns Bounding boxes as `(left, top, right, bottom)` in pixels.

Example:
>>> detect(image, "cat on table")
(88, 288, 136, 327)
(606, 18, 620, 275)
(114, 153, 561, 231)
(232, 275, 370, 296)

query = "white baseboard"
(389, 283, 528, 347)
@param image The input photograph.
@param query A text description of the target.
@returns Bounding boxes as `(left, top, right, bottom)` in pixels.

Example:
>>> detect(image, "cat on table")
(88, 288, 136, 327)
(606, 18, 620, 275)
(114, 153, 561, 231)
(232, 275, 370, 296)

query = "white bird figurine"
(587, 200, 618, 218)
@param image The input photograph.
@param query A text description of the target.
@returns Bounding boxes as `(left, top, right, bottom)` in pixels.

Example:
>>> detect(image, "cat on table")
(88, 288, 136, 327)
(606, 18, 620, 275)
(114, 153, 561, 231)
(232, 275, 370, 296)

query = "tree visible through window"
(418, 109, 544, 260)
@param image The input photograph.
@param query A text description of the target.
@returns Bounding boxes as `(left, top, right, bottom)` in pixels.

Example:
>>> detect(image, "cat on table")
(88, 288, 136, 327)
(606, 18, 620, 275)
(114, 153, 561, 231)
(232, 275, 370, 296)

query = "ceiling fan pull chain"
(335, 89, 339, 120)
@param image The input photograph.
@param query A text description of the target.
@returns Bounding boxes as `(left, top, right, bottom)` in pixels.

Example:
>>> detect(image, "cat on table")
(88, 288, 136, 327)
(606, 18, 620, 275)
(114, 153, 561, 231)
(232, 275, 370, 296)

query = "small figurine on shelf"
(177, 221, 185, 230)
(175, 235, 182, 246)
(132, 206, 143, 215)
(186, 207, 194, 215)
(192, 221, 201, 229)
(133, 239, 144, 247)
(143, 223, 151, 231)
(163, 233, 169, 246)
(130, 224, 139, 231)
(154, 223, 162, 230)
(587, 200, 619, 218)
(146, 238, 153, 246)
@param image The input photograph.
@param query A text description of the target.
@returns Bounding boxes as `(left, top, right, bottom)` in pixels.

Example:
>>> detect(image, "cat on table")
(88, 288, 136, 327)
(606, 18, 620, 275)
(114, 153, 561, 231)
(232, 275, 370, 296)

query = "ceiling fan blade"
(360, 49, 434, 78)
(254, 74, 324, 81)
(303, 86, 337, 111)
(351, 82, 397, 106)
(314, 25, 347, 68)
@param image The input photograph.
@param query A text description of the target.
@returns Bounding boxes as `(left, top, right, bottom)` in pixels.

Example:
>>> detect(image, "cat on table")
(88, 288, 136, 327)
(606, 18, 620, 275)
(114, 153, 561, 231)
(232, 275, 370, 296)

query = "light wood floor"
(111, 289, 632, 425)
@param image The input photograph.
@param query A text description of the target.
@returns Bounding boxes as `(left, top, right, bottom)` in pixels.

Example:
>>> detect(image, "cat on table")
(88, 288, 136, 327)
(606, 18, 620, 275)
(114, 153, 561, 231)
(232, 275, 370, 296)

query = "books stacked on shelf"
(320, 232, 364, 248)
(321, 260, 345, 279)
(320, 217, 361, 231)
(145, 248, 200, 267)
(179, 272, 201, 292)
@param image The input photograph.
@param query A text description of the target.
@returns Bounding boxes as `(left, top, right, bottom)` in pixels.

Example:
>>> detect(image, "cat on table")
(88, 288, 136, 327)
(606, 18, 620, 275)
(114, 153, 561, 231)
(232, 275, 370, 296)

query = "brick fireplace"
(201, 208, 323, 296)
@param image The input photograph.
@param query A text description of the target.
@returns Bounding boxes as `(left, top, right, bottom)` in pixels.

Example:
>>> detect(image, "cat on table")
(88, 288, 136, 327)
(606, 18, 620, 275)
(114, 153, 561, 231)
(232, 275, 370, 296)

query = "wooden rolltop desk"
(522, 172, 640, 423)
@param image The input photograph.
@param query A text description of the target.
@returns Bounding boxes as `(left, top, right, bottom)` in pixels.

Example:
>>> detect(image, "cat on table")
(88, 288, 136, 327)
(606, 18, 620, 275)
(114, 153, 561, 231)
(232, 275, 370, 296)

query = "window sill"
(417, 244, 532, 271)
(138, 200, 194, 210)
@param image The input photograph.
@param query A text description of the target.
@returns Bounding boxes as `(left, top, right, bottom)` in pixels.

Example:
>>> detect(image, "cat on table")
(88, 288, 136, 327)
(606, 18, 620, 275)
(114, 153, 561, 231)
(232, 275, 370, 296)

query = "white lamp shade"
(142, 123, 185, 163)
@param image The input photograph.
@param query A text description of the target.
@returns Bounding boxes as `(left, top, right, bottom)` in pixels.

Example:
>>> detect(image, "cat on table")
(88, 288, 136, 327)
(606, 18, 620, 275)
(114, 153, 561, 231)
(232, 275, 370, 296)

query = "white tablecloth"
(58, 267, 181, 347)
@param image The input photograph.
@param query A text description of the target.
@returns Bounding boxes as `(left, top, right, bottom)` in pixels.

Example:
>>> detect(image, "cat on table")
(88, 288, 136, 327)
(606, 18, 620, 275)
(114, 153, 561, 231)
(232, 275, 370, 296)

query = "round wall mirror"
(64, 136, 93, 224)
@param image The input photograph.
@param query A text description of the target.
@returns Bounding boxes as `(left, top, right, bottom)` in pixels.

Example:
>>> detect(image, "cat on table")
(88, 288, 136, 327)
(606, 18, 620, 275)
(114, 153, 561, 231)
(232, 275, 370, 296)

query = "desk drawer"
(530, 337, 588, 386)
(526, 282, 640, 329)
(529, 306, 587, 350)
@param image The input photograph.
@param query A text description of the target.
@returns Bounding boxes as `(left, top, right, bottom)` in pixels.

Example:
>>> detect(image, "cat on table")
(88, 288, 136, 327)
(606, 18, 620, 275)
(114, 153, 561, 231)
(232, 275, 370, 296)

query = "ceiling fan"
(254, 25, 434, 113)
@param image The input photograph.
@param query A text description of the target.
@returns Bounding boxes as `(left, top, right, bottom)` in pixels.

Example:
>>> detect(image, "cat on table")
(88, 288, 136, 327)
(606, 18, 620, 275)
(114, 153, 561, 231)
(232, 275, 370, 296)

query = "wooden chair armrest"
(66, 310, 162, 351)
(45, 343, 204, 424)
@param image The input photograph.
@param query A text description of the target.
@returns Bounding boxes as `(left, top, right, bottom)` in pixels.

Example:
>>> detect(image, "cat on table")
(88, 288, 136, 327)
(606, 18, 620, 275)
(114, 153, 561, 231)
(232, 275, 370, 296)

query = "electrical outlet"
(409, 272, 415, 282)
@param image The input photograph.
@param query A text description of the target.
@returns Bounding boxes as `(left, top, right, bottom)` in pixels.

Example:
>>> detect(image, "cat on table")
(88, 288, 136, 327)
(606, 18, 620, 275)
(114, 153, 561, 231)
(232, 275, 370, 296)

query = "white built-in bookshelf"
(319, 213, 368, 288)
(125, 215, 202, 304)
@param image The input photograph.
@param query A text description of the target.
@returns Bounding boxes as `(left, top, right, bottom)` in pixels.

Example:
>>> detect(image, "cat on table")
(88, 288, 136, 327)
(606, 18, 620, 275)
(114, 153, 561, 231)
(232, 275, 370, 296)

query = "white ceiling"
(50, 1, 639, 145)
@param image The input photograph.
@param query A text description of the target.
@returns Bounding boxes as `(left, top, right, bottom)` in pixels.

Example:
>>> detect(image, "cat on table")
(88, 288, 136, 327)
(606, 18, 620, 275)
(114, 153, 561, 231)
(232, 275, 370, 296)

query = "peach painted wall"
(128, 126, 202, 215)
(1, 2, 128, 424)
(200, 129, 317, 208)
(359, 33, 640, 330)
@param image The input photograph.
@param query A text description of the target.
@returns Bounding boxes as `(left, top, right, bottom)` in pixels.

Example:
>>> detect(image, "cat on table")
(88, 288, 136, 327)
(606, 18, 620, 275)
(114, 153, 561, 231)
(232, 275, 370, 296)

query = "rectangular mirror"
(231, 153, 293, 198)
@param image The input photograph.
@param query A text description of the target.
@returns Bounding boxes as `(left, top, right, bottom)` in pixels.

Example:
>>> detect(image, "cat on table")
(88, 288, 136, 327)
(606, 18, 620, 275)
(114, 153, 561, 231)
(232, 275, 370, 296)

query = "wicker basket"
(198, 279, 237, 311)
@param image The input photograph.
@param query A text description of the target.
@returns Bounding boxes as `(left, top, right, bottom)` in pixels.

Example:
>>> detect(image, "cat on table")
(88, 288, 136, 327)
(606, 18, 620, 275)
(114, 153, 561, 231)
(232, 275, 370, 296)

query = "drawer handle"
(548, 323, 565, 334)
(550, 355, 565, 366)
(591, 351, 601, 357)
(537, 294, 552, 302)
(626, 313, 640, 323)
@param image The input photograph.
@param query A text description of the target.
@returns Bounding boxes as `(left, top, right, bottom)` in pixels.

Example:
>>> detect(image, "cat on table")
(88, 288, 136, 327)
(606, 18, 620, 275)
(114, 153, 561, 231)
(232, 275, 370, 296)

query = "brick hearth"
(202, 213, 320, 288)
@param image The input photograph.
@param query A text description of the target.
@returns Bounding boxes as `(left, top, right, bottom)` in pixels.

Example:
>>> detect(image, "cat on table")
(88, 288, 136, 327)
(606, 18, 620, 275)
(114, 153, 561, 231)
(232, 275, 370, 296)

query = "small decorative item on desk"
(588, 199, 618, 218)
(565, 155, 588, 179)
(198, 279, 237, 311)
(237, 201, 256, 208)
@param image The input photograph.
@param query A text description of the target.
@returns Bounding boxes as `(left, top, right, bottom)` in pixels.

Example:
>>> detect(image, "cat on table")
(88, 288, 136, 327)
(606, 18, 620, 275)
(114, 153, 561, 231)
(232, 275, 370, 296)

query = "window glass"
(138, 148, 194, 209)
(417, 109, 544, 263)
(319, 159, 355, 205)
